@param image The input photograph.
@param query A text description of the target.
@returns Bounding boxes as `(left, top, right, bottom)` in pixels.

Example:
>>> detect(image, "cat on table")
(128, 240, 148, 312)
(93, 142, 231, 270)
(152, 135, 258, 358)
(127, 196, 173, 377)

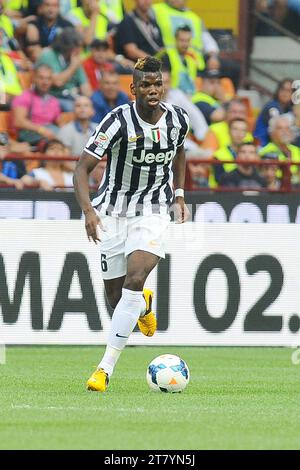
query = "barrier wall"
(1, 220, 300, 346)
(1, 191, 300, 223)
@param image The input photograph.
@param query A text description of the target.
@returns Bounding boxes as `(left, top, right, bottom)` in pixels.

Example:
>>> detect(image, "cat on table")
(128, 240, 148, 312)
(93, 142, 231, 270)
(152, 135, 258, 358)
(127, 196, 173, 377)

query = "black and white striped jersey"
(84, 101, 189, 217)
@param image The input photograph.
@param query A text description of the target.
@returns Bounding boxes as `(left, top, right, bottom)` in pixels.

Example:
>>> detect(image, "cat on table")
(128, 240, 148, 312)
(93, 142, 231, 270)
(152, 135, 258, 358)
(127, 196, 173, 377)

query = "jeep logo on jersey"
(132, 149, 176, 165)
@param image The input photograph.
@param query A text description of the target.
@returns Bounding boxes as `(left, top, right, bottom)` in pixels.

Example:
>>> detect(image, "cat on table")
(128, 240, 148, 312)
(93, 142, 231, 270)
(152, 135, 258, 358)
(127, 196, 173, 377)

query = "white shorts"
(98, 213, 170, 280)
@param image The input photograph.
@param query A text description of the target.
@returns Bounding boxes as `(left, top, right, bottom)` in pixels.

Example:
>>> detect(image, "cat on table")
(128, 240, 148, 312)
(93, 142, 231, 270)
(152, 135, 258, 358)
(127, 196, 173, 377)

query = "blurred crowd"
(0, 0, 299, 192)
(255, 0, 300, 36)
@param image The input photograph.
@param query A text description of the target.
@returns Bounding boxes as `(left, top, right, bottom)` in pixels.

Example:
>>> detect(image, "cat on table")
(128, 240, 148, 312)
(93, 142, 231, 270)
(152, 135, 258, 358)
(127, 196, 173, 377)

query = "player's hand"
(84, 207, 105, 244)
(174, 197, 190, 224)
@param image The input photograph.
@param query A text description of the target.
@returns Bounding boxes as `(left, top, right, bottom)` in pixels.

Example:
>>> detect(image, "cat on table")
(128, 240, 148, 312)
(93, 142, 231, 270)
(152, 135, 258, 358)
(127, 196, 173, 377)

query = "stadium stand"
(0, 0, 300, 193)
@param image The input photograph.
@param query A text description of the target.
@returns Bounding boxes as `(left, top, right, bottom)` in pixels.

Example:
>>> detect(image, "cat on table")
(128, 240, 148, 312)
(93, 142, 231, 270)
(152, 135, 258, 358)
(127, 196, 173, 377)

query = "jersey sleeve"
(84, 112, 122, 160)
(177, 109, 190, 147)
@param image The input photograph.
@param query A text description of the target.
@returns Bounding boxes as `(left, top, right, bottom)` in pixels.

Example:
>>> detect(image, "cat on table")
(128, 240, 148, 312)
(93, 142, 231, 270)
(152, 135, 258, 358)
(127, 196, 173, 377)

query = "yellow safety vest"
(259, 142, 300, 184)
(164, 48, 197, 95)
(4, 0, 28, 10)
(69, 7, 108, 40)
(192, 91, 219, 107)
(0, 14, 14, 38)
(152, 2, 205, 71)
(0, 53, 22, 96)
(100, 0, 124, 24)
(210, 121, 253, 149)
(209, 146, 237, 188)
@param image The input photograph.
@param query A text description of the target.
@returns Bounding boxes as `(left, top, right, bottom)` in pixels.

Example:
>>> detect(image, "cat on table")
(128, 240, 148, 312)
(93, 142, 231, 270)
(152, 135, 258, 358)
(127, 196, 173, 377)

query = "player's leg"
(104, 276, 125, 310)
(126, 213, 170, 336)
(95, 250, 159, 383)
(87, 216, 127, 392)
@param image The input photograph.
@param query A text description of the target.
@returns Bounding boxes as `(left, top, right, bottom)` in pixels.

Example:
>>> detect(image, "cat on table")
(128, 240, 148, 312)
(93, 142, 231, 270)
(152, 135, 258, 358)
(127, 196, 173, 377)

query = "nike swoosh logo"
(128, 135, 143, 142)
(116, 333, 128, 338)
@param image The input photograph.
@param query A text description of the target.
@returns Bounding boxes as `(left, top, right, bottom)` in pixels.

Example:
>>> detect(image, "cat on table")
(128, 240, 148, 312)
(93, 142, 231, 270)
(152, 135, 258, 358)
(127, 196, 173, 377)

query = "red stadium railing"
(1, 153, 300, 193)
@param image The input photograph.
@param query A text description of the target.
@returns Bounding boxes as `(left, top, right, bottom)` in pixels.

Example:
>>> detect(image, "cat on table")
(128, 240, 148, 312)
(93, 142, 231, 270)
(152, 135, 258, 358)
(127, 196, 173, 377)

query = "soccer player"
(73, 56, 189, 392)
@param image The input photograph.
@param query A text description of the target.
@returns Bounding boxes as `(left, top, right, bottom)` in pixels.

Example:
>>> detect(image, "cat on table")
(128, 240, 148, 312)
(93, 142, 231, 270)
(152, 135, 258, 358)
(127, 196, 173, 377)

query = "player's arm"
(73, 152, 104, 243)
(172, 145, 190, 224)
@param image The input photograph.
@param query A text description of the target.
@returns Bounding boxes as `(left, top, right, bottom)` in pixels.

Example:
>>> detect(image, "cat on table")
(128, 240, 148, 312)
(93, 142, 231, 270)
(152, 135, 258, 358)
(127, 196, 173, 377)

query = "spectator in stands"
(0, 169, 24, 188)
(0, 130, 32, 179)
(0, 30, 22, 104)
(291, 103, 300, 147)
(211, 118, 249, 187)
(152, 0, 240, 89)
(67, 0, 109, 47)
(0, 131, 24, 188)
(26, 0, 74, 60)
(83, 39, 115, 91)
(4, 0, 39, 17)
(99, 0, 125, 26)
(115, 0, 164, 61)
(12, 64, 61, 145)
(0, 4, 32, 70)
(160, 25, 201, 96)
(254, 79, 293, 146)
(192, 69, 226, 125)
(259, 114, 300, 185)
(256, 0, 300, 37)
(219, 142, 265, 189)
(0, 0, 17, 49)
(37, 27, 92, 112)
(22, 139, 74, 190)
(202, 99, 253, 155)
(187, 157, 209, 190)
(58, 95, 97, 157)
(91, 71, 130, 123)
(259, 152, 281, 190)
(162, 69, 208, 141)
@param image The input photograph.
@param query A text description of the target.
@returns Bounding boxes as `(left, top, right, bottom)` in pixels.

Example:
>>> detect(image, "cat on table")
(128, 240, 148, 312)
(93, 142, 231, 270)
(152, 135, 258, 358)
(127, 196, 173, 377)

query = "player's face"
(132, 72, 164, 109)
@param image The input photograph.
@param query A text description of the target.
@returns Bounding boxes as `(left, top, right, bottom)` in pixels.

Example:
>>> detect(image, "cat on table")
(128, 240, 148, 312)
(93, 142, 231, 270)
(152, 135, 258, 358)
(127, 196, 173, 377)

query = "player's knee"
(123, 273, 145, 291)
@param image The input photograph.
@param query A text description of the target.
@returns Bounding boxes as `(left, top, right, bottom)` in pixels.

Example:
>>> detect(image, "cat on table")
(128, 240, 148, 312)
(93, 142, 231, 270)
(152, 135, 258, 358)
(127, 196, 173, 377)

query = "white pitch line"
(10, 404, 146, 412)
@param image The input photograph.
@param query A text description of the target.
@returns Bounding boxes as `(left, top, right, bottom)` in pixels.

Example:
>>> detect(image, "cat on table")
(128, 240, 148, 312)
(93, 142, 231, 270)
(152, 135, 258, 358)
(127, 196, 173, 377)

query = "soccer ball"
(146, 354, 190, 393)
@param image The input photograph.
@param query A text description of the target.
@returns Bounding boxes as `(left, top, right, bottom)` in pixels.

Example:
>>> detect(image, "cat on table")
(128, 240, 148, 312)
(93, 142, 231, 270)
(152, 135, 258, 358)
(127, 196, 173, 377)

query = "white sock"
(98, 288, 144, 376)
(139, 292, 147, 317)
(98, 345, 121, 377)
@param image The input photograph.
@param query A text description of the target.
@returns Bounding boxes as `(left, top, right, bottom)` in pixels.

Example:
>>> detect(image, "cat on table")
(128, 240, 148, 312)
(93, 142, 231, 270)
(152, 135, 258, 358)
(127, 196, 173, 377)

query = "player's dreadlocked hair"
(133, 56, 162, 83)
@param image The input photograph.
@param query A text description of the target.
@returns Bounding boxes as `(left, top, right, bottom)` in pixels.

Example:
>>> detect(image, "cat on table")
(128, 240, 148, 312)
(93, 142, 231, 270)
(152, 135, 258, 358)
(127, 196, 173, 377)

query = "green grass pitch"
(0, 346, 300, 450)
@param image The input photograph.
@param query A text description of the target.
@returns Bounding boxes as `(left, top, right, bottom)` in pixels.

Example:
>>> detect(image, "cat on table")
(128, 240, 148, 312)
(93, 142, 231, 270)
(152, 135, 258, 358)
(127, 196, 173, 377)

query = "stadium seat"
(0, 111, 17, 139)
(0, 111, 9, 133)
(119, 75, 134, 100)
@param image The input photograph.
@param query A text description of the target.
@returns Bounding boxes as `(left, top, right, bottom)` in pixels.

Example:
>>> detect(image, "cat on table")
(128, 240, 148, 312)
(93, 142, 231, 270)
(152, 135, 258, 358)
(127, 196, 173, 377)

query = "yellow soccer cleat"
(87, 368, 109, 392)
(138, 288, 157, 337)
